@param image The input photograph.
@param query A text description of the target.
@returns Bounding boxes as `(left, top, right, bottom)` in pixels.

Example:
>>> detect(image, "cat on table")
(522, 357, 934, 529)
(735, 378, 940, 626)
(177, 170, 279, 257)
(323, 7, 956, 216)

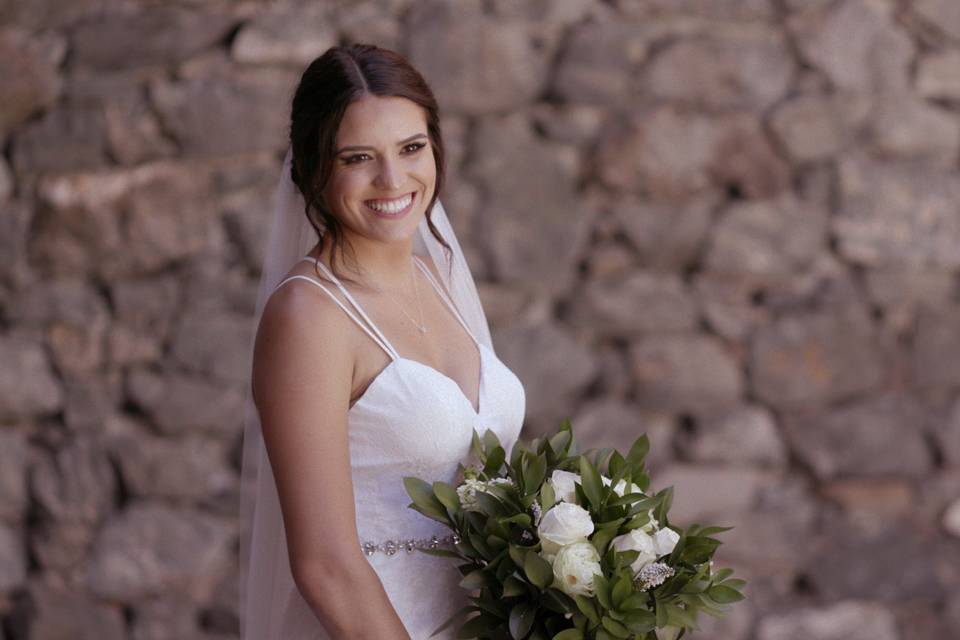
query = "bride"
(238, 44, 526, 638)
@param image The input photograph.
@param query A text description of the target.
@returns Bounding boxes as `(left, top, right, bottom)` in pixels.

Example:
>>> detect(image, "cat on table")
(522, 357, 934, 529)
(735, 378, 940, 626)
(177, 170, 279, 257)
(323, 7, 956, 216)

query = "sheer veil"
(238, 147, 493, 636)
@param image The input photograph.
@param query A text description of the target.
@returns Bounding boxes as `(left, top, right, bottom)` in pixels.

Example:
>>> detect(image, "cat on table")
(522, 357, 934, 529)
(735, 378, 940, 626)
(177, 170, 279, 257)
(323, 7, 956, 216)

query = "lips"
(364, 191, 416, 218)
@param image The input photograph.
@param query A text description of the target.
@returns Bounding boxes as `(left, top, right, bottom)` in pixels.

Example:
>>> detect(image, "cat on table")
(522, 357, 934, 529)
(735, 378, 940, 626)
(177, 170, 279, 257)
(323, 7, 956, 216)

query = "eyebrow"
(336, 133, 428, 154)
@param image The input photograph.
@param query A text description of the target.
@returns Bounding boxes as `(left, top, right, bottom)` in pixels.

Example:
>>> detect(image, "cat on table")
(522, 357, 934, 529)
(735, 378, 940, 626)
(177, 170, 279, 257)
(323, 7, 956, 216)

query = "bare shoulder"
(251, 275, 356, 410)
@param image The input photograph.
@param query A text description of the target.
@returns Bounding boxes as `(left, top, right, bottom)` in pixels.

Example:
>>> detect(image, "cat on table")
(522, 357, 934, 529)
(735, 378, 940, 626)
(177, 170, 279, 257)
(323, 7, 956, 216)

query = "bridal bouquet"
(403, 421, 746, 640)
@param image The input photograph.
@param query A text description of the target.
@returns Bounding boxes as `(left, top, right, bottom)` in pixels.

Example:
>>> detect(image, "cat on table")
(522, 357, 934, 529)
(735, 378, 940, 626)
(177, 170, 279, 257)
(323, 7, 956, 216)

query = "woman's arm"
(252, 282, 411, 639)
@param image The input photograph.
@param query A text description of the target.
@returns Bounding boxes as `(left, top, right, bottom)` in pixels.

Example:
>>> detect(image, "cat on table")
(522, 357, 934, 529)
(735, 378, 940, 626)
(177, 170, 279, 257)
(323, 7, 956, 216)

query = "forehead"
(337, 95, 427, 145)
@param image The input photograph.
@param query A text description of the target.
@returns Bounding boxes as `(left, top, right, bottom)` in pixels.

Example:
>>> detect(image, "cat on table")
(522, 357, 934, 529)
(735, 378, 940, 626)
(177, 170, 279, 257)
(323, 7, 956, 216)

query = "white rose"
(538, 502, 595, 557)
(609, 478, 643, 498)
(552, 541, 603, 597)
(549, 470, 581, 503)
(611, 526, 679, 573)
(456, 478, 485, 512)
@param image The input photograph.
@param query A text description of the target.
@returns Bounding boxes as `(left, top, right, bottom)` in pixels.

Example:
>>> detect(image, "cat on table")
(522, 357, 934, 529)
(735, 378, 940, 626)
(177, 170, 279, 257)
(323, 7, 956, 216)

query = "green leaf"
(611, 575, 632, 610)
(483, 428, 504, 456)
(503, 575, 527, 598)
(403, 476, 450, 523)
(429, 605, 478, 638)
(600, 616, 631, 638)
(578, 456, 604, 511)
(459, 569, 489, 590)
(552, 630, 583, 640)
(471, 430, 486, 464)
(621, 608, 656, 633)
(433, 481, 461, 513)
(549, 429, 572, 458)
(458, 613, 497, 638)
(625, 434, 650, 467)
(525, 454, 548, 496)
(524, 550, 554, 589)
(706, 585, 745, 604)
(540, 480, 556, 513)
(509, 602, 537, 639)
(593, 574, 612, 610)
(484, 446, 507, 477)
(573, 594, 600, 625)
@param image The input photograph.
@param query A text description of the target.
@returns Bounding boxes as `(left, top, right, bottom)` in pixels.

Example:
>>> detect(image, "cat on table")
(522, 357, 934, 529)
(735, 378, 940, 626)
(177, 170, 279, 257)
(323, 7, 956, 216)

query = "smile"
(364, 192, 415, 218)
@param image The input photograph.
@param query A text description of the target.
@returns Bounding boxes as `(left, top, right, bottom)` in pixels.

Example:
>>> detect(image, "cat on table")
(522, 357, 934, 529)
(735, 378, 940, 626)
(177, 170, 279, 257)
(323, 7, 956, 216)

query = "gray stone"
(789, 0, 913, 93)
(407, 1, 551, 115)
(705, 195, 828, 283)
(494, 323, 598, 434)
(31, 170, 127, 279)
(232, 3, 336, 66)
(912, 305, 960, 391)
(529, 103, 606, 146)
(465, 114, 591, 295)
(12, 106, 108, 175)
(127, 368, 244, 437)
(942, 398, 960, 467)
(551, 20, 651, 106)
(630, 334, 744, 415)
(834, 155, 960, 269)
(62, 370, 122, 434)
(572, 270, 698, 336)
(30, 519, 96, 571)
(570, 399, 675, 470)
(709, 112, 792, 200)
(912, 0, 960, 43)
(595, 106, 719, 197)
(0, 155, 11, 202)
(864, 269, 955, 334)
(31, 436, 115, 523)
(108, 275, 180, 366)
(808, 518, 955, 600)
(124, 163, 218, 273)
(650, 464, 772, 525)
(644, 26, 794, 111)
(0, 431, 28, 522)
(749, 308, 884, 411)
(85, 503, 234, 602)
(613, 0, 775, 20)
(868, 93, 960, 166)
(769, 92, 871, 162)
(104, 87, 177, 166)
(783, 394, 932, 479)
(613, 192, 719, 271)
(169, 310, 254, 386)
(942, 498, 960, 538)
(693, 272, 771, 341)
(337, 2, 405, 52)
(0, 334, 63, 421)
(14, 278, 110, 376)
(0, 28, 63, 137)
(109, 428, 234, 503)
(150, 69, 295, 157)
(916, 50, 960, 101)
(70, 6, 236, 70)
(757, 601, 899, 640)
(0, 523, 25, 591)
(131, 595, 202, 640)
(681, 404, 787, 468)
(27, 579, 126, 640)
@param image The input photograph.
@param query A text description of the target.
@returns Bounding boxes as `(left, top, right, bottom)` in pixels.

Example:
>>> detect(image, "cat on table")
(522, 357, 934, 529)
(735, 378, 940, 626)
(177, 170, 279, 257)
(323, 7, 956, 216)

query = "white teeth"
(366, 193, 412, 213)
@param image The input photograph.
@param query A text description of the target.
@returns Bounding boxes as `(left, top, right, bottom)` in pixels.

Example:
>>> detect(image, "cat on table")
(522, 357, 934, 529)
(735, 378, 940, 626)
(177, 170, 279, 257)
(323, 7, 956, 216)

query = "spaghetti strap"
(293, 256, 401, 360)
(273, 274, 399, 361)
(413, 256, 479, 346)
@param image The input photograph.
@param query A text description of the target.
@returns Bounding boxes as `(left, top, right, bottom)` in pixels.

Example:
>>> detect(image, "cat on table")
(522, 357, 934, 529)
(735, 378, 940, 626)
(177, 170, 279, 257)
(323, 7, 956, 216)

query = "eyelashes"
(342, 142, 428, 166)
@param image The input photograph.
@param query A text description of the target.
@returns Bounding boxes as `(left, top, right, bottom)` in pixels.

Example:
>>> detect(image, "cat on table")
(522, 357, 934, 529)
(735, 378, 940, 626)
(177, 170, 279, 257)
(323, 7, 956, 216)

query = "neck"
(311, 233, 417, 293)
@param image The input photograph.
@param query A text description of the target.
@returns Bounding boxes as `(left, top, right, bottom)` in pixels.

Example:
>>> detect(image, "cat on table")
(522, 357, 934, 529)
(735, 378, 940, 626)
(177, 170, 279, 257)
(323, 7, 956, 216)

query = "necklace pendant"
(418, 325, 427, 334)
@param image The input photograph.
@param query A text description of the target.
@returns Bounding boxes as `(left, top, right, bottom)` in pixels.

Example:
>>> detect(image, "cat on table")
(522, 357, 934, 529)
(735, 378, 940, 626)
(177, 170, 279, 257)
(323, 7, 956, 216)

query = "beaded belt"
(361, 533, 460, 557)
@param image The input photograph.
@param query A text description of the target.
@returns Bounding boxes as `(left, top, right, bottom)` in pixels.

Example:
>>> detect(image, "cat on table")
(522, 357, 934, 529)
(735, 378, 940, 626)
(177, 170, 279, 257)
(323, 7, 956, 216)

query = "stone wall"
(1, 0, 959, 638)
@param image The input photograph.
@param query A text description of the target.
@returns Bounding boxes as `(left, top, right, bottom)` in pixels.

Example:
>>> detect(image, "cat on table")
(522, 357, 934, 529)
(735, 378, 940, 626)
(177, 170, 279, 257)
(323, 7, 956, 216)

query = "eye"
(403, 141, 427, 154)
(342, 153, 370, 165)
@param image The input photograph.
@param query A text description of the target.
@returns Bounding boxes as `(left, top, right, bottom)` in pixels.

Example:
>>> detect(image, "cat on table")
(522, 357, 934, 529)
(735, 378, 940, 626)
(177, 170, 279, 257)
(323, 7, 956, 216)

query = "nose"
(374, 156, 402, 191)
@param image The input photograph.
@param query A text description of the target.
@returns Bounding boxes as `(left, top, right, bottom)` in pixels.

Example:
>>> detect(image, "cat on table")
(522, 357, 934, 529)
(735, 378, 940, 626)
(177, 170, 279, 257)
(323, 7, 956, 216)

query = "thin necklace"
(371, 261, 427, 334)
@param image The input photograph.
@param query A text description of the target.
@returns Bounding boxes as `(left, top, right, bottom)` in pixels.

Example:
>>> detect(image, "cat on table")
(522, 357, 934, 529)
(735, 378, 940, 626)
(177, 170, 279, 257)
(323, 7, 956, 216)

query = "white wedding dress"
(259, 254, 526, 639)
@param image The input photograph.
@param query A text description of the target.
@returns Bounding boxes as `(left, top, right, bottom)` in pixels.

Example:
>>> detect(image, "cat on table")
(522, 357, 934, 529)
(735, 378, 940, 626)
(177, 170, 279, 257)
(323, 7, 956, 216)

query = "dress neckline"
(297, 255, 485, 415)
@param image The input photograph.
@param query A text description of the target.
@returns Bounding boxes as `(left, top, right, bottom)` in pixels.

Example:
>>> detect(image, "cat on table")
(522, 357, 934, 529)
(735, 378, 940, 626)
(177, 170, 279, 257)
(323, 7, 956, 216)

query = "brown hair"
(289, 43, 451, 285)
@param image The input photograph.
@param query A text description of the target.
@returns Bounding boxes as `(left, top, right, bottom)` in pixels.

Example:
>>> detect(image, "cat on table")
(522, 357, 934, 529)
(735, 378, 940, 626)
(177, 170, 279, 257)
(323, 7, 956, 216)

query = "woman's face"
(324, 94, 436, 246)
